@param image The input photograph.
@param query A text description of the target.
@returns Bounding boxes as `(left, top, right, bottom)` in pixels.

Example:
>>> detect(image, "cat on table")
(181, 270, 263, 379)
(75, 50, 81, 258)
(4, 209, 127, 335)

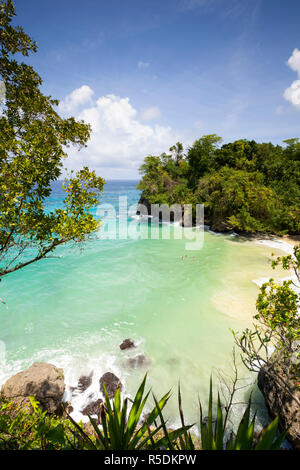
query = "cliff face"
(258, 364, 300, 450)
(136, 194, 231, 231)
(136, 195, 151, 217)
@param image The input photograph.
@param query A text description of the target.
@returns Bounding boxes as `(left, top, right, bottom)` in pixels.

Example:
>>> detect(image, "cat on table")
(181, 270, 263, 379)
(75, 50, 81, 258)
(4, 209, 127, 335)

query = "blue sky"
(12, 0, 300, 178)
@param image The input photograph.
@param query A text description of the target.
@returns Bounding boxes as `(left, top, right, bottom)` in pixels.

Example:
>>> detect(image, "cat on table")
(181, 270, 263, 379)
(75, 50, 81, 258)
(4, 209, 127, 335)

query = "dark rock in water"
(258, 363, 300, 450)
(99, 372, 122, 399)
(71, 372, 93, 395)
(1, 362, 65, 415)
(166, 357, 179, 366)
(120, 338, 135, 350)
(126, 354, 151, 369)
(81, 398, 103, 417)
(77, 372, 93, 392)
(136, 195, 151, 217)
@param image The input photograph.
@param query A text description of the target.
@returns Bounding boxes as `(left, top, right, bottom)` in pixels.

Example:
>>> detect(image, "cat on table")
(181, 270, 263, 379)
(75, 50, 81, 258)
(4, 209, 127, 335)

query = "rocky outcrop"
(77, 372, 93, 392)
(81, 398, 103, 417)
(99, 372, 122, 399)
(136, 194, 236, 232)
(210, 217, 232, 233)
(82, 399, 107, 425)
(136, 195, 151, 217)
(258, 364, 300, 450)
(120, 338, 135, 351)
(71, 372, 93, 394)
(1, 362, 65, 414)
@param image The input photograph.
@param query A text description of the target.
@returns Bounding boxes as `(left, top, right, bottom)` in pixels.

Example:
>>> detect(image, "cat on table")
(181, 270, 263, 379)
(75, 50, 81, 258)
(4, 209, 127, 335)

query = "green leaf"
(45, 425, 65, 445)
(255, 417, 281, 450)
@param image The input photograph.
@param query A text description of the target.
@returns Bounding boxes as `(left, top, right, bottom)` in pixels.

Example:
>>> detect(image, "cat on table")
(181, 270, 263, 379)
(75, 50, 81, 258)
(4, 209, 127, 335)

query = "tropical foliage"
(0, 396, 81, 450)
(137, 135, 300, 234)
(0, 375, 287, 450)
(198, 378, 287, 450)
(0, 0, 105, 281)
(68, 374, 192, 450)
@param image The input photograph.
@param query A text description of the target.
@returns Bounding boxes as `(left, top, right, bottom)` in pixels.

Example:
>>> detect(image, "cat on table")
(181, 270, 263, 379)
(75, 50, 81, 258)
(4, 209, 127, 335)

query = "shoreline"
(235, 232, 298, 288)
(281, 234, 300, 248)
(0, 227, 298, 427)
(245, 233, 300, 296)
(210, 230, 298, 322)
(228, 231, 299, 255)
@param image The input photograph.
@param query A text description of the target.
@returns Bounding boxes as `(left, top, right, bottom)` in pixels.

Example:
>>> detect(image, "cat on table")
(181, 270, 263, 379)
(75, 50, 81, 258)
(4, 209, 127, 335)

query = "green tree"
(196, 168, 276, 233)
(213, 139, 259, 172)
(283, 138, 300, 161)
(0, 0, 104, 282)
(137, 135, 299, 235)
(169, 142, 184, 164)
(187, 134, 222, 187)
(137, 155, 170, 205)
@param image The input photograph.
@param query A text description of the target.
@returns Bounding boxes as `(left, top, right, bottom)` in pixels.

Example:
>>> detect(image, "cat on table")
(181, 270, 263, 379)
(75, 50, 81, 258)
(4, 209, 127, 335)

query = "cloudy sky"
(13, 0, 300, 179)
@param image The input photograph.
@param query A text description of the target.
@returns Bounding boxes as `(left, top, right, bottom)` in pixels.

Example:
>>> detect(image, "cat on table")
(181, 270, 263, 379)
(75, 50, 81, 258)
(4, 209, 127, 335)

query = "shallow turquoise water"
(0, 180, 286, 424)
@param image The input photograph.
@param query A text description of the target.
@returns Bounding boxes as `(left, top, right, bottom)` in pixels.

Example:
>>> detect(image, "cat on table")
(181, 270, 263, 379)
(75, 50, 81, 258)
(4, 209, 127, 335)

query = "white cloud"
(59, 85, 94, 113)
(284, 49, 300, 109)
(287, 48, 300, 77)
(63, 90, 179, 177)
(140, 106, 161, 121)
(137, 61, 150, 69)
(283, 80, 300, 109)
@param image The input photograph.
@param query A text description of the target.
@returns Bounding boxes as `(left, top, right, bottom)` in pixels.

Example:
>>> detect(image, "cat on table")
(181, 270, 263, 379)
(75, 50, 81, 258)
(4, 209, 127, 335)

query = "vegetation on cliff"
(234, 245, 300, 448)
(0, 374, 287, 450)
(137, 135, 300, 235)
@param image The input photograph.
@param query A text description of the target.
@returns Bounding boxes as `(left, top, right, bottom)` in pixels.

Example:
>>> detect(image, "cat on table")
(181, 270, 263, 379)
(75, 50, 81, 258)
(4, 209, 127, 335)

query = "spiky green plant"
(199, 377, 288, 450)
(176, 382, 196, 450)
(1, 375, 289, 450)
(69, 374, 191, 450)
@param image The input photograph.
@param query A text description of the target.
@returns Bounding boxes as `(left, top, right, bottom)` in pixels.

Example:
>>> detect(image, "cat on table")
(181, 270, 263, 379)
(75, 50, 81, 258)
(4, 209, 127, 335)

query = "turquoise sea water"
(0, 180, 287, 425)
